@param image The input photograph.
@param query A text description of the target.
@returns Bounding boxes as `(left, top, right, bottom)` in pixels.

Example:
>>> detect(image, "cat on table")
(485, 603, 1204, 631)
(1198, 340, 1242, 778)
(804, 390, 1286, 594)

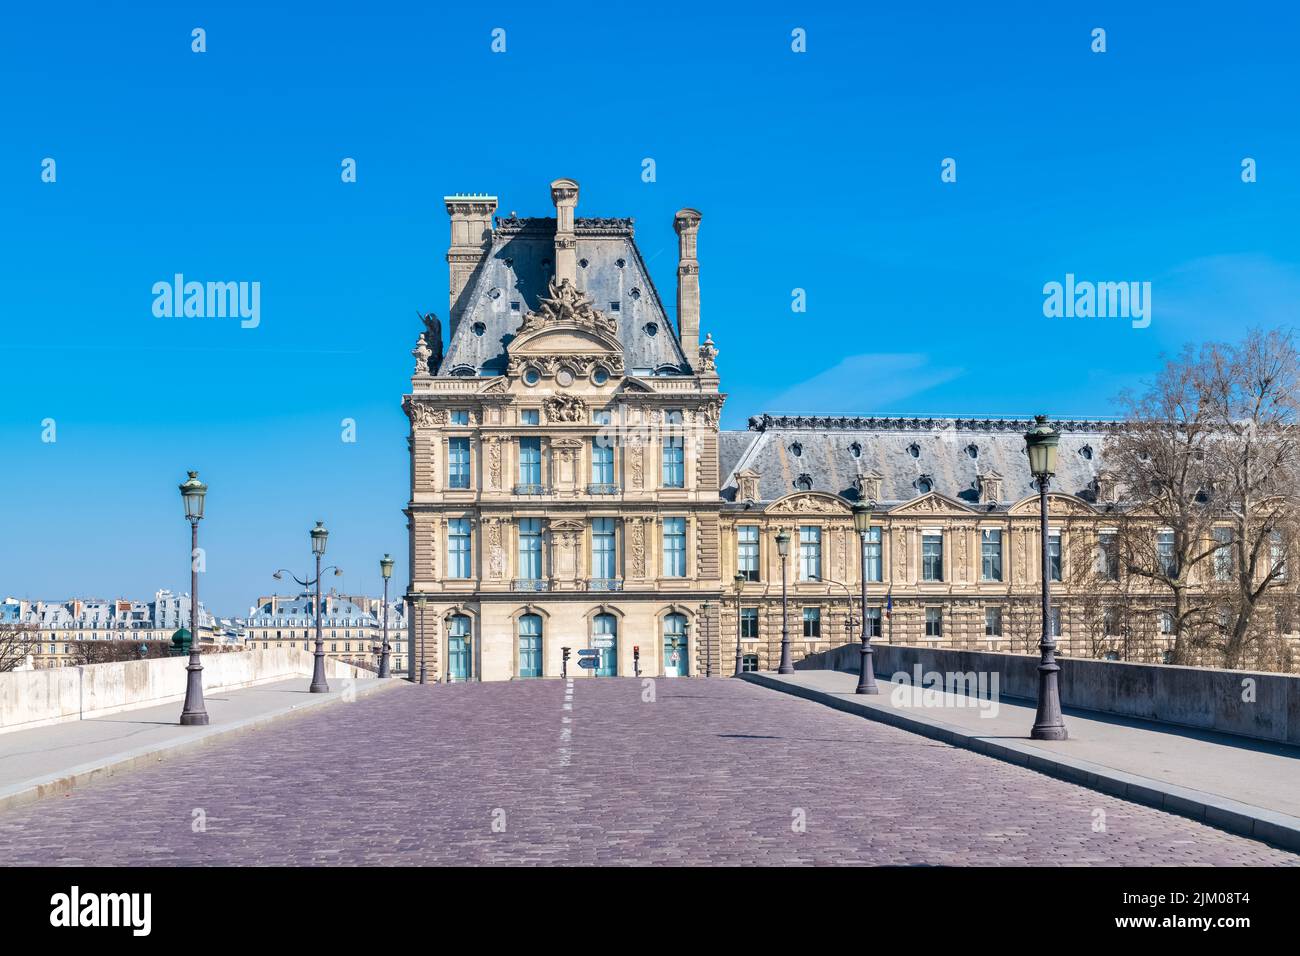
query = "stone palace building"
(401, 179, 1154, 682)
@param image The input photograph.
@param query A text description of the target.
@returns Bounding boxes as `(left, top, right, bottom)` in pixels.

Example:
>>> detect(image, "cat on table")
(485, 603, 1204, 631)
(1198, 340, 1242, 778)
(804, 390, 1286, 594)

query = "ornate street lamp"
(416, 595, 427, 684)
(775, 529, 793, 674)
(1025, 415, 1067, 740)
(852, 499, 880, 694)
(378, 554, 394, 678)
(178, 471, 209, 726)
(273, 521, 342, 694)
(732, 572, 746, 677)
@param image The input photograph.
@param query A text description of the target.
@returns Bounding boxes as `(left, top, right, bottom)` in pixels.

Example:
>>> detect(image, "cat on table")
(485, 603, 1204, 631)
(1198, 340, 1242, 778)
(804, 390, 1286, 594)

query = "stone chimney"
(444, 193, 498, 335)
(674, 209, 703, 364)
(550, 178, 580, 286)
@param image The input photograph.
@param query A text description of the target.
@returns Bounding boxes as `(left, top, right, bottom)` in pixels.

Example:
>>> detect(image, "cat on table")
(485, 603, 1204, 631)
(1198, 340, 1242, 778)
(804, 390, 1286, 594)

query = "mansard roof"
(720, 414, 1116, 509)
(439, 217, 690, 377)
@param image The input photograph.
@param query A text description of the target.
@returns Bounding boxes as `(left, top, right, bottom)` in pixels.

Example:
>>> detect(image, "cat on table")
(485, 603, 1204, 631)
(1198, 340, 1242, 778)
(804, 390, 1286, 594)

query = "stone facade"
(404, 178, 1297, 681)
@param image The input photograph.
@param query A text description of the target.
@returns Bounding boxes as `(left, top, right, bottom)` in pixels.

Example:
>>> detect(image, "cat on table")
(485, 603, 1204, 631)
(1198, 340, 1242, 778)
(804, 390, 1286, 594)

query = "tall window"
(519, 438, 541, 486)
(518, 519, 543, 580)
(448, 438, 470, 489)
(450, 409, 470, 426)
(591, 439, 614, 485)
(1048, 606, 1062, 638)
(981, 529, 1002, 582)
(518, 614, 542, 678)
(663, 518, 686, 577)
(591, 518, 617, 580)
(984, 606, 1003, 637)
(1159, 610, 1174, 635)
(520, 409, 539, 426)
(865, 607, 882, 638)
(737, 525, 759, 581)
(799, 526, 822, 581)
(447, 519, 472, 579)
(922, 533, 944, 581)
(1097, 531, 1120, 581)
(1270, 529, 1288, 580)
(863, 527, 882, 582)
(1102, 606, 1119, 636)
(802, 608, 821, 638)
(593, 613, 618, 677)
(740, 607, 758, 639)
(1048, 532, 1062, 582)
(1156, 530, 1177, 577)
(1213, 527, 1233, 582)
(662, 410, 684, 487)
(925, 607, 943, 638)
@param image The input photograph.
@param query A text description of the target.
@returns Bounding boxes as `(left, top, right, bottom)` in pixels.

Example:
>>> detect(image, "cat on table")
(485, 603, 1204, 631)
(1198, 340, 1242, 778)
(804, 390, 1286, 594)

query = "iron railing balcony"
(514, 483, 549, 495)
(586, 483, 620, 495)
(511, 579, 550, 592)
(586, 578, 624, 591)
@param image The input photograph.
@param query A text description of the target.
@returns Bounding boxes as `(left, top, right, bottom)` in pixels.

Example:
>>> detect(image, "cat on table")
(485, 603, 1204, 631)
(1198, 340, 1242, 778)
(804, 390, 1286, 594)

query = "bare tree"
(1199, 330, 1300, 668)
(0, 622, 39, 672)
(1106, 344, 1225, 663)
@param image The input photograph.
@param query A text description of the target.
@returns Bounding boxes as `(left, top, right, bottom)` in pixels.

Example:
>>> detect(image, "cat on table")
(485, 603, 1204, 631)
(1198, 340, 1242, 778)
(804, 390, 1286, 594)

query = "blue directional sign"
(577, 649, 600, 658)
(577, 657, 599, 669)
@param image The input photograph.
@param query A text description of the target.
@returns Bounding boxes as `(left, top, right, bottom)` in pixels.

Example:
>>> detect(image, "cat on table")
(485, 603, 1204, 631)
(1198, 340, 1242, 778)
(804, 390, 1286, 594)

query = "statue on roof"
(519, 277, 616, 337)
(416, 311, 443, 372)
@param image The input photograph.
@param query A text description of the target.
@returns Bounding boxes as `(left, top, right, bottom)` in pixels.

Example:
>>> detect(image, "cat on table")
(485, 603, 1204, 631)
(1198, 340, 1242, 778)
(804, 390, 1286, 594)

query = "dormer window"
(795, 474, 813, 491)
(644, 323, 658, 337)
(907, 443, 920, 458)
(790, 442, 803, 458)
(609, 302, 621, 312)
(916, 476, 933, 494)
(510, 301, 521, 312)
(471, 321, 486, 337)
(966, 444, 979, 459)
(849, 442, 862, 459)
(1080, 444, 1093, 460)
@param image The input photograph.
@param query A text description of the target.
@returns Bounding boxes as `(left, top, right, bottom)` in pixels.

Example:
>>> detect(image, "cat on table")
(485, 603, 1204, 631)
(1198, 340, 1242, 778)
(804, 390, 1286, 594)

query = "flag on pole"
(885, 592, 893, 618)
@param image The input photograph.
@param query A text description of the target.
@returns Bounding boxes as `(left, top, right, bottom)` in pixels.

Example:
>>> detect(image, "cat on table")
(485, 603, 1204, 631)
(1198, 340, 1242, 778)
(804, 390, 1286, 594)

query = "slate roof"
(439, 217, 690, 376)
(721, 415, 1116, 508)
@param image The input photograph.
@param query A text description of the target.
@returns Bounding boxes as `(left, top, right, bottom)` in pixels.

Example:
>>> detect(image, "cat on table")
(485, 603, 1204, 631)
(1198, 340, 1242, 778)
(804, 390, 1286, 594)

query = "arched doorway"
(448, 614, 472, 682)
(518, 613, 542, 678)
(593, 613, 618, 676)
(663, 613, 688, 677)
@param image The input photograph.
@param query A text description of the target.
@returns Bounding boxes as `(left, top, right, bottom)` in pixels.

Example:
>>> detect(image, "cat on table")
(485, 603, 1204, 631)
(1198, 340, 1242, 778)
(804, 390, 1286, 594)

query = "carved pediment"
(548, 518, 585, 532)
(1008, 493, 1095, 517)
(767, 492, 852, 515)
(736, 468, 761, 503)
(889, 492, 975, 516)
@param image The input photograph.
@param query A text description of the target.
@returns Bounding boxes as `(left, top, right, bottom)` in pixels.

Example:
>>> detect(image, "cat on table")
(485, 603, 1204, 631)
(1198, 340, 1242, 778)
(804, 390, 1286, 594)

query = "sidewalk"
(0, 676, 406, 814)
(743, 669, 1300, 851)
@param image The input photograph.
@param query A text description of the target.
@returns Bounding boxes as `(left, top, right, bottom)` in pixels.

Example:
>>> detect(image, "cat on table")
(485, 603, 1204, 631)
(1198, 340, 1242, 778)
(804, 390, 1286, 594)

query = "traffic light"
(632, 645, 640, 677)
(562, 647, 571, 663)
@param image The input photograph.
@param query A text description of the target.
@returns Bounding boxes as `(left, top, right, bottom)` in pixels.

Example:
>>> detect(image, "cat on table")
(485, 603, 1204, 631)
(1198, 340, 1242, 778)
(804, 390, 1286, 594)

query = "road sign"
(578, 648, 600, 658)
(591, 636, 614, 649)
(577, 658, 599, 669)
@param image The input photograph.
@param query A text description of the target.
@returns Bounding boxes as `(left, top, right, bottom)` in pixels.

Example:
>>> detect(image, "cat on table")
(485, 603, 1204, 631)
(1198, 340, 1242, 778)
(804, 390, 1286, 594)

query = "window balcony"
(586, 483, 620, 495)
(586, 578, 624, 592)
(514, 483, 549, 495)
(511, 579, 550, 592)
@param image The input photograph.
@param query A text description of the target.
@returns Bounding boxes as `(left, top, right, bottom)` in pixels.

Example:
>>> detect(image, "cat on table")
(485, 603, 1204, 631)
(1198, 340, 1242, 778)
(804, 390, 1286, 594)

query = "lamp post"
(775, 529, 793, 674)
(1025, 415, 1067, 740)
(416, 596, 427, 684)
(681, 619, 690, 677)
(732, 573, 745, 677)
(853, 500, 880, 694)
(701, 602, 712, 677)
(378, 554, 393, 678)
(273, 521, 341, 694)
(178, 471, 209, 726)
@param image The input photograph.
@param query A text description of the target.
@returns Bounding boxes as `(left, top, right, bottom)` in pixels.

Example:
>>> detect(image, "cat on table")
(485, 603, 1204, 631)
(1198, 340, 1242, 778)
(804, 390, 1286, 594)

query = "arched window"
(518, 614, 542, 678)
(593, 613, 618, 676)
(663, 613, 688, 677)
(448, 615, 472, 682)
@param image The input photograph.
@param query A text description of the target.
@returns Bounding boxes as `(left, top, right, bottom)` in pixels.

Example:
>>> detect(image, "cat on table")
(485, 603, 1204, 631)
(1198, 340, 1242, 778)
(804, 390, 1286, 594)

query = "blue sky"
(2, 2, 1298, 614)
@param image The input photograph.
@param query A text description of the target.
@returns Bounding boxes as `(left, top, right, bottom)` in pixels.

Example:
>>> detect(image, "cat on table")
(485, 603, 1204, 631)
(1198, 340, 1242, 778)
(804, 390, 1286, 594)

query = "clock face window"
(556, 368, 575, 387)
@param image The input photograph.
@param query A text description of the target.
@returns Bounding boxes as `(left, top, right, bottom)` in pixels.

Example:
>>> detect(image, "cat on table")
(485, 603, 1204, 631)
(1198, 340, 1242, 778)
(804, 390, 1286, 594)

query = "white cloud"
(764, 353, 964, 414)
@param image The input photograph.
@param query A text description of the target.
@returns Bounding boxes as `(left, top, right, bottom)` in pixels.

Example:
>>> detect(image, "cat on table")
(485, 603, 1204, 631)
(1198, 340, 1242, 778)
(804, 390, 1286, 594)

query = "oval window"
(592, 366, 609, 385)
(523, 367, 541, 386)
